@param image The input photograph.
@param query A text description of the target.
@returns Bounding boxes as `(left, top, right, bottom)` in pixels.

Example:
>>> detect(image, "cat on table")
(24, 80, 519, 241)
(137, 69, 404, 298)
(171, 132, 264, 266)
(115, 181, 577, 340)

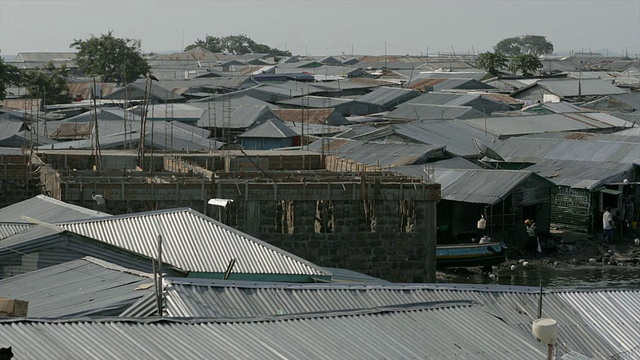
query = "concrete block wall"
(0, 156, 39, 208)
(34, 154, 440, 283)
(215, 180, 439, 283)
(263, 215, 428, 283)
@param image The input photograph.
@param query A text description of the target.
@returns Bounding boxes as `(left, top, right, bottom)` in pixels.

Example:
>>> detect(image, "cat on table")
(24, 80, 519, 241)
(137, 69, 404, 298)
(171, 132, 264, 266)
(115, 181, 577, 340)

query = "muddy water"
(441, 265, 640, 288)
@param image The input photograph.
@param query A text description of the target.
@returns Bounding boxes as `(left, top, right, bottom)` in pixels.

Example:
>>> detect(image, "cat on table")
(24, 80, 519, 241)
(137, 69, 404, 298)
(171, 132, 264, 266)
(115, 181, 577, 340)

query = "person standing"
(524, 219, 538, 258)
(477, 214, 487, 238)
(602, 207, 613, 243)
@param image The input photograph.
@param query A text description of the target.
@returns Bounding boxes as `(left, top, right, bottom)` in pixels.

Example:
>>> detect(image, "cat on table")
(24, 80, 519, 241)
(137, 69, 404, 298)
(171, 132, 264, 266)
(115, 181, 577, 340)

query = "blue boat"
(436, 242, 508, 268)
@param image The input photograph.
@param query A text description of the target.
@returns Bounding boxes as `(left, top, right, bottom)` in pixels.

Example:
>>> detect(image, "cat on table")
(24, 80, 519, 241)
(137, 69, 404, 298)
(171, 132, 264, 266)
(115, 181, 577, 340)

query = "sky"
(1, 0, 639, 58)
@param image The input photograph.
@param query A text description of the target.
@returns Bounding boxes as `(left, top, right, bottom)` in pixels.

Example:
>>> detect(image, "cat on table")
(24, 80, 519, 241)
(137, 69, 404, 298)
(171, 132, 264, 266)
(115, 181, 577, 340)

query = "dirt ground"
(437, 229, 640, 283)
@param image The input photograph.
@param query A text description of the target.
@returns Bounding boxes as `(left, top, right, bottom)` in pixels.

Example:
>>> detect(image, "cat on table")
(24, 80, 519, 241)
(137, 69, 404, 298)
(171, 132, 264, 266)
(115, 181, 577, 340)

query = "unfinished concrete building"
(32, 149, 440, 282)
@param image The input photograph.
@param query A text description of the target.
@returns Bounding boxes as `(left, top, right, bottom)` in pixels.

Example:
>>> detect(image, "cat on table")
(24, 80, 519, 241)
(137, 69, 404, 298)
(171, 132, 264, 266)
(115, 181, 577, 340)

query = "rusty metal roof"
(274, 108, 334, 124)
(49, 122, 93, 139)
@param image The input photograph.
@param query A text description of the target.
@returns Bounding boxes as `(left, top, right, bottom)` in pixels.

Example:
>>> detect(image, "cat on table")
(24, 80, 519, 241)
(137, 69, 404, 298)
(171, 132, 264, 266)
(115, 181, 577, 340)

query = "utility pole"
(92, 77, 102, 172)
(138, 76, 152, 169)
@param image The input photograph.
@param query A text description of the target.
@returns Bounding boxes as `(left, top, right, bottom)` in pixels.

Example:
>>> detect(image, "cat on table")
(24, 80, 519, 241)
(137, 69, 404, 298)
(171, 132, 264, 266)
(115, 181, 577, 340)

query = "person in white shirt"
(477, 214, 487, 237)
(602, 207, 613, 243)
(524, 219, 538, 258)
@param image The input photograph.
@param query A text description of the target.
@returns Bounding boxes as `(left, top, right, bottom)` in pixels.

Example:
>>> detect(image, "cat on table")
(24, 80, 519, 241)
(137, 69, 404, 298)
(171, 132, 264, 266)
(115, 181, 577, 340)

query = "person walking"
(602, 207, 613, 243)
(524, 219, 538, 258)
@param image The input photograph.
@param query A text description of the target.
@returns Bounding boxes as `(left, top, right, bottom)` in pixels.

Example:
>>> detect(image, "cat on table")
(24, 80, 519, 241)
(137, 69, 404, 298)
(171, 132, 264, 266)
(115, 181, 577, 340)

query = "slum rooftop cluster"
(0, 195, 638, 359)
(2, 48, 640, 234)
(1, 48, 640, 358)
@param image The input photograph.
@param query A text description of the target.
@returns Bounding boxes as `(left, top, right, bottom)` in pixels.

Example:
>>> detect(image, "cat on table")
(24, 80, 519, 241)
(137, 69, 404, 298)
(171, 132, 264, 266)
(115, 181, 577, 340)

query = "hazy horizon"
(1, 0, 639, 58)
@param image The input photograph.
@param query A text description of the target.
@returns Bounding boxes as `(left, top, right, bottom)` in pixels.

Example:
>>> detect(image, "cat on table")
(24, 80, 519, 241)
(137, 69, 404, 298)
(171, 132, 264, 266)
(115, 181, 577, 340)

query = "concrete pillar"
(245, 201, 260, 237)
(424, 201, 437, 283)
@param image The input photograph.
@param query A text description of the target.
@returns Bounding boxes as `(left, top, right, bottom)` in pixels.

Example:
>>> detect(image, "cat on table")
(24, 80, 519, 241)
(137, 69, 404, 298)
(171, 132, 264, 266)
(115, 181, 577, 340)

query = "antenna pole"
(384, 42, 387, 69)
(156, 234, 163, 316)
(92, 76, 102, 172)
(537, 277, 543, 318)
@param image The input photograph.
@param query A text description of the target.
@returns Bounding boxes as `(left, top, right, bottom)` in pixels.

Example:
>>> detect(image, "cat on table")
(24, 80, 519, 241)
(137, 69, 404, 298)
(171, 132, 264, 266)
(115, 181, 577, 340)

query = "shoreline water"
(437, 230, 640, 288)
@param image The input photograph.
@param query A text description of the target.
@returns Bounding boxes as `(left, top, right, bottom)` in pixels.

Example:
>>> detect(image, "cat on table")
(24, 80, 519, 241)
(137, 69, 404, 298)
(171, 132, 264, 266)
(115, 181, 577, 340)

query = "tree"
(476, 51, 508, 76)
(0, 54, 22, 101)
(494, 35, 553, 56)
(185, 34, 291, 56)
(23, 62, 72, 105)
(494, 37, 523, 56)
(508, 54, 543, 77)
(71, 31, 150, 84)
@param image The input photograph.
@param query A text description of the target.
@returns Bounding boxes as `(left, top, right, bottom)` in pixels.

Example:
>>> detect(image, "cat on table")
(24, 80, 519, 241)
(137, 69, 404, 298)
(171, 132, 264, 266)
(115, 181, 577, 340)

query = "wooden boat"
(436, 241, 508, 268)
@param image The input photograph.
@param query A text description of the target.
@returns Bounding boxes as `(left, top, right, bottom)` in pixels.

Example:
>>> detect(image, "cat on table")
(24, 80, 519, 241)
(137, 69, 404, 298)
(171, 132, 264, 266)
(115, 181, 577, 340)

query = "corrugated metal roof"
(0, 98, 41, 112)
(566, 71, 620, 80)
(413, 71, 488, 81)
(239, 119, 297, 138)
(0, 120, 25, 141)
(391, 120, 501, 157)
(412, 157, 481, 170)
(63, 107, 140, 122)
(66, 82, 118, 100)
(13, 52, 76, 62)
(197, 104, 272, 129)
(526, 159, 632, 189)
(274, 108, 349, 125)
(309, 77, 391, 91)
(322, 267, 390, 283)
(49, 122, 93, 138)
(531, 102, 584, 113)
(479, 92, 524, 106)
(43, 120, 221, 151)
(307, 138, 444, 167)
(408, 92, 480, 106)
(0, 223, 31, 240)
(393, 168, 538, 204)
(277, 95, 354, 108)
(0, 257, 153, 317)
(145, 121, 222, 151)
(0, 303, 548, 359)
(285, 122, 347, 136)
(166, 120, 209, 138)
(0, 195, 110, 223)
(154, 49, 229, 61)
(607, 93, 640, 110)
(246, 84, 308, 98)
(462, 113, 633, 139)
(104, 82, 185, 102)
(407, 78, 495, 92)
(335, 125, 379, 139)
(357, 87, 419, 108)
(126, 279, 520, 318)
(536, 79, 627, 97)
(143, 103, 204, 120)
(0, 224, 65, 253)
(124, 280, 640, 359)
(385, 103, 485, 120)
(496, 135, 640, 164)
(57, 208, 330, 277)
(615, 126, 640, 136)
(274, 65, 365, 77)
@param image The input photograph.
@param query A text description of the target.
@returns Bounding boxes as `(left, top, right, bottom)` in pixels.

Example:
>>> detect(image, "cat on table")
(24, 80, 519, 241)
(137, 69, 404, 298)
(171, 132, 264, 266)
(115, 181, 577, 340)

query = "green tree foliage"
(475, 51, 508, 76)
(508, 54, 543, 77)
(494, 35, 554, 56)
(0, 54, 22, 101)
(71, 31, 150, 84)
(185, 34, 291, 56)
(23, 62, 72, 105)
